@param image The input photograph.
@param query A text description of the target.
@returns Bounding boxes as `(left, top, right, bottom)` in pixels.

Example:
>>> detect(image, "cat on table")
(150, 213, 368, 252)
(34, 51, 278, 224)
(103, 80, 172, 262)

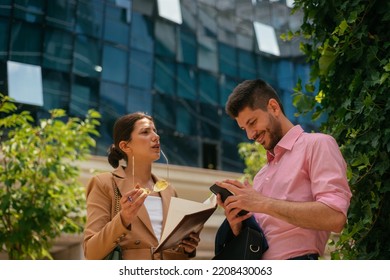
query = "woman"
(83, 112, 200, 259)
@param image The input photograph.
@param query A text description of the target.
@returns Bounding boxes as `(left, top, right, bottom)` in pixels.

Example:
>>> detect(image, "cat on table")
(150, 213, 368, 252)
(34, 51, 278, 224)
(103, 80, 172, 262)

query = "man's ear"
(268, 99, 281, 115)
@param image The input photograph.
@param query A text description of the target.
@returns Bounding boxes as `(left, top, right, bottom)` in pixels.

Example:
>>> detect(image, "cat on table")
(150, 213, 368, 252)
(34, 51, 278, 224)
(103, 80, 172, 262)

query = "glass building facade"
(0, 0, 314, 173)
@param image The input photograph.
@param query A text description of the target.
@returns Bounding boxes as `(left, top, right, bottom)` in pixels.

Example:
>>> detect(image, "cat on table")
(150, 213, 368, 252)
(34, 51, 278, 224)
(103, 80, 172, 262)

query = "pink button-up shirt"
(253, 125, 352, 260)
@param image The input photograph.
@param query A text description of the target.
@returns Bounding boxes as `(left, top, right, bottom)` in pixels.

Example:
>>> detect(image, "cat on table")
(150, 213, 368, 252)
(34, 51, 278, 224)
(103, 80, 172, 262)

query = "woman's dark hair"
(225, 79, 285, 118)
(107, 112, 153, 168)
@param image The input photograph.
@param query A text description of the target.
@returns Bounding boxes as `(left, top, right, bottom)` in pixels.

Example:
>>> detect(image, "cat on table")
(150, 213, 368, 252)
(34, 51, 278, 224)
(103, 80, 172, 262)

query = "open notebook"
(154, 195, 217, 252)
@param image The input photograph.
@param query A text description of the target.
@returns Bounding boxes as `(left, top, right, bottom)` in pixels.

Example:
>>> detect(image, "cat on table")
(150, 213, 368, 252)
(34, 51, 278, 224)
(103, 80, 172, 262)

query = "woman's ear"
(119, 140, 132, 154)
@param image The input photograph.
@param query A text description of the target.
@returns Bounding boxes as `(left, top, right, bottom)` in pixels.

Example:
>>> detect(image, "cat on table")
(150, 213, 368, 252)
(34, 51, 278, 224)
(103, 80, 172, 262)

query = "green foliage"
(291, 0, 390, 259)
(237, 142, 267, 183)
(0, 94, 101, 259)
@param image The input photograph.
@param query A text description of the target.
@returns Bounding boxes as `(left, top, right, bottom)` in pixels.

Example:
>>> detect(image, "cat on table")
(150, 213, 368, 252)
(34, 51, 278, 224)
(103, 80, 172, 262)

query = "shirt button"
(265, 177, 269, 181)
(134, 240, 141, 245)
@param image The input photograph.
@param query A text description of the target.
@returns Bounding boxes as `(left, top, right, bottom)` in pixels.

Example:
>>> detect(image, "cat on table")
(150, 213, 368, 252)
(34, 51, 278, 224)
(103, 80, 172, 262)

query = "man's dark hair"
(225, 79, 285, 118)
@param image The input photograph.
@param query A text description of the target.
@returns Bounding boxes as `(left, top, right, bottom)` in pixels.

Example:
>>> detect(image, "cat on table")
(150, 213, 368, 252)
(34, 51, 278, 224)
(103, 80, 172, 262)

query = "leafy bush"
(289, 0, 390, 259)
(0, 94, 100, 259)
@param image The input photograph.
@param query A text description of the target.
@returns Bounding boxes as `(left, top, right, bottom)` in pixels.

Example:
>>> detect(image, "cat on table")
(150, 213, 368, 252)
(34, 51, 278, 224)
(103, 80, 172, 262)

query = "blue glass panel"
(69, 76, 99, 118)
(100, 81, 126, 117)
(13, 0, 45, 23)
(73, 35, 100, 78)
(130, 12, 154, 53)
(0, 0, 12, 16)
(218, 43, 237, 77)
(46, 0, 76, 31)
(257, 55, 278, 85)
(155, 19, 176, 59)
(43, 28, 73, 72)
(9, 21, 42, 65)
(0, 19, 9, 59)
(104, 3, 129, 46)
(129, 49, 153, 89)
(177, 64, 197, 100)
(42, 70, 70, 111)
(219, 76, 238, 107)
(161, 135, 199, 167)
(221, 140, 245, 172)
(198, 36, 218, 72)
(199, 70, 218, 105)
(277, 60, 294, 90)
(102, 44, 127, 84)
(238, 49, 257, 79)
(176, 99, 198, 136)
(127, 86, 152, 115)
(76, 0, 104, 38)
(221, 113, 244, 144)
(177, 30, 196, 65)
(153, 93, 176, 134)
(154, 58, 175, 95)
(200, 102, 220, 140)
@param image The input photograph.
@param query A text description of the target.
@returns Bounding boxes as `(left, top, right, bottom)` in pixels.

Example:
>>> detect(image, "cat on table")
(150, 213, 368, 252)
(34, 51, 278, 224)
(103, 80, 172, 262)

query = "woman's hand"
(119, 187, 148, 228)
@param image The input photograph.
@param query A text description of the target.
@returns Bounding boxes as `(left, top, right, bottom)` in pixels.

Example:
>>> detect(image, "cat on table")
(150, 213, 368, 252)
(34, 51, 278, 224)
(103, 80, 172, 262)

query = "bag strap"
(111, 176, 121, 218)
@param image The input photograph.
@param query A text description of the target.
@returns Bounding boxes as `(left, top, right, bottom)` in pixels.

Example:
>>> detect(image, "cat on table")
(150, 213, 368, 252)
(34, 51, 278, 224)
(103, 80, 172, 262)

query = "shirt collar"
(266, 125, 304, 162)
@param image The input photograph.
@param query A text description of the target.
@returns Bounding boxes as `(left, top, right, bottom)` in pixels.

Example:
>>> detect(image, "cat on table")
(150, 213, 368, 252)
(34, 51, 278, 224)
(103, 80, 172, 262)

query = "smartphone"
(209, 184, 248, 216)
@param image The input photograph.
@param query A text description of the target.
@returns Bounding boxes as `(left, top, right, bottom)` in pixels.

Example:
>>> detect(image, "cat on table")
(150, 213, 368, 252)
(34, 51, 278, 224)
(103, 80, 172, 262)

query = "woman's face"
(127, 118, 161, 162)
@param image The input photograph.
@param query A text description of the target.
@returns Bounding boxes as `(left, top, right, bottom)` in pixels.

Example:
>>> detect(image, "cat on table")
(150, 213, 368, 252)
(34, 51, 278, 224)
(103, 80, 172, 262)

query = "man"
(216, 79, 352, 260)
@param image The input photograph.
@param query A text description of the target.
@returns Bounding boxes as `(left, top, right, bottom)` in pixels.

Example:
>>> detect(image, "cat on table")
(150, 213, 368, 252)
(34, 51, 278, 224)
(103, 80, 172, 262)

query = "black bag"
(213, 216, 268, 260)
(104, 245, 122, 260)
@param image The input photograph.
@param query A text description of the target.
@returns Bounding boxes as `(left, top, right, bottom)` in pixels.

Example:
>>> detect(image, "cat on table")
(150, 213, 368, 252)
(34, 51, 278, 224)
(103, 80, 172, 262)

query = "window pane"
(177, 30, 196, 65)
(176, 99, 198, 136)
(219, 42, 237, 77)
(0, 0, 12, 17)
(219, 76, 237, 106)
(181, 0, 197, 32)
(257, 55, 278, 85)
(76, 0, 104, 38)
(43, 28, 73, 72)
(9, 21, 42, 65)
(42, 69, 70, 111)
(198, 2, 217, 38)
(69, 76, 99, 117)
(162, 135, 199, 167)
(177, 64, 197, 100)
(155, 19, 176, 59)
(130, 12, 154, 53)
(238, 49, 257, 79)
(13, 0, 45, 23)
(154, 58, 175, 95)
(99, 81, 126, 154)
(127, 86, 152, 115)
(46, 0, 76, 31)
(0, 19, 9, 59)
(104, 3, 129, 46)
(198, 36, 218, 72)
(199, 70, 218, 105)
(129, 49, 153, 89)
(153, 93, 176, 134)
(73, 35, 100, 78)
(200, 103, 220, 139)
(156, 0, 182, 24)
(221, 140, 245, 172)
(102, 44, 127, 84)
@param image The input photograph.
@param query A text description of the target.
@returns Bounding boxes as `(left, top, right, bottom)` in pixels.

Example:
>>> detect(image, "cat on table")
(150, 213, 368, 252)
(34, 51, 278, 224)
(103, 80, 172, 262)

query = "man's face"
(236, 106, 283, 152)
